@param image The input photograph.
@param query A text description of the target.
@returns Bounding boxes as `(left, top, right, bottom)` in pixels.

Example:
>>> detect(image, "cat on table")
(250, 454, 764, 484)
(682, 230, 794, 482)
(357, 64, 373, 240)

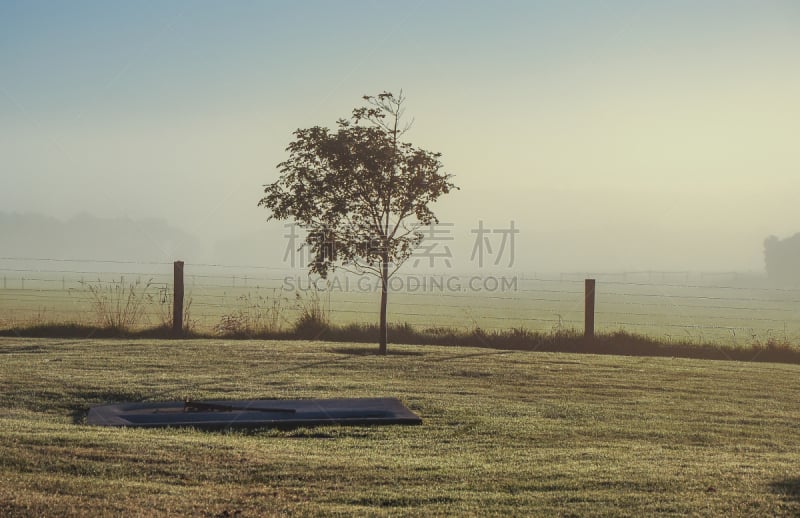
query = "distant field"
(1, 260, 799, 344)
(1, 338, 800, 516)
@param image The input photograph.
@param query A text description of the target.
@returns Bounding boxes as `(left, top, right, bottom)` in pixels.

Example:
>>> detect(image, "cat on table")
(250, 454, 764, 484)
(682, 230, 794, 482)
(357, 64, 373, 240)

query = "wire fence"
(0, 257, 798, 344)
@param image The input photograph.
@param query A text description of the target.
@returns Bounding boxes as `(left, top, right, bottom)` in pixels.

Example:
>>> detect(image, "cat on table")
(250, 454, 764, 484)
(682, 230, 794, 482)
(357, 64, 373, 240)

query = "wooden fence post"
(173, 261, 184, 335)
(585, 278, 596, 339)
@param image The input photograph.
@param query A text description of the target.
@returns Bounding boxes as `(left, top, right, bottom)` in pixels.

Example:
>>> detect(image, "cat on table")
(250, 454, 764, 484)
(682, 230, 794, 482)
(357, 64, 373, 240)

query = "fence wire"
(0, 257, 798, 342)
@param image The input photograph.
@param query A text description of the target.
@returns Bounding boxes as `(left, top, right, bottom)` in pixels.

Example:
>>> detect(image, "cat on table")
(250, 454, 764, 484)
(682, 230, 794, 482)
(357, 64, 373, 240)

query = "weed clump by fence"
(82, 278, 160, 331)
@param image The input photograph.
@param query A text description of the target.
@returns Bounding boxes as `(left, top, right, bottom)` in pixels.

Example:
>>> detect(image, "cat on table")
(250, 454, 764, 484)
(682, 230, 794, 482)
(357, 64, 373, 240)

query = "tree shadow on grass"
(330, 346, 424, 356)
(770, 478, 800, 503)
(0, 344, 50, 354)
(427, 350, 514, 363)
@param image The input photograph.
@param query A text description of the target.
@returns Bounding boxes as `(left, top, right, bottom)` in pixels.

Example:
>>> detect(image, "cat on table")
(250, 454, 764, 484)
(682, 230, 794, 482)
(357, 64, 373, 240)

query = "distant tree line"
(0, 212, 202, 263)
(764, 233, 800, 285)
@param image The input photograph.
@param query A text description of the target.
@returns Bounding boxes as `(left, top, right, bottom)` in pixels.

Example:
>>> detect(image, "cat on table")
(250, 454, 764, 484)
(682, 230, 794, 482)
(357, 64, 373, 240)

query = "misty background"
(2, 1, 799, 274)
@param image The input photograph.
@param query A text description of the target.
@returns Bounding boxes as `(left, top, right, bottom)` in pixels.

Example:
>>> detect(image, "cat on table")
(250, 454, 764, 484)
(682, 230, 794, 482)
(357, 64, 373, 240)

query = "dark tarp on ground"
(87, 397, 421, 429)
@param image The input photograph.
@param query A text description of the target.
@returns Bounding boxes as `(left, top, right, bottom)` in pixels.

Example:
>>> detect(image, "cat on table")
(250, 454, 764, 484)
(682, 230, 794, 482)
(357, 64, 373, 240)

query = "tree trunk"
(379, 253, 389, 355)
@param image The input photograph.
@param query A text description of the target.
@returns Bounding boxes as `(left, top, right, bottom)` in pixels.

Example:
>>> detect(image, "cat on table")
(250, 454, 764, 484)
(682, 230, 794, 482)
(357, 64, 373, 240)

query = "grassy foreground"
(1, 338, 800, 516)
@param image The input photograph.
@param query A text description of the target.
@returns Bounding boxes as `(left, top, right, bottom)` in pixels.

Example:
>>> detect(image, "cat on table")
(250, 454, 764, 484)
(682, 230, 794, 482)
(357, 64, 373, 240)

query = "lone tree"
(259, 91, 456, 354)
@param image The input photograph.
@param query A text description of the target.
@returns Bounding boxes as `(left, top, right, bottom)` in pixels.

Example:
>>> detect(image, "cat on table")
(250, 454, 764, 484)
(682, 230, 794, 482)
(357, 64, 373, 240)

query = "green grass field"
(2, 337, 800, 516)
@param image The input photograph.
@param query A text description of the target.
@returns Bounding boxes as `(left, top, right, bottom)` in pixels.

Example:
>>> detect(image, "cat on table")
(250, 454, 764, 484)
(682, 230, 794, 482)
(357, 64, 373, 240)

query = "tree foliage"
(260, 92, 456, 279)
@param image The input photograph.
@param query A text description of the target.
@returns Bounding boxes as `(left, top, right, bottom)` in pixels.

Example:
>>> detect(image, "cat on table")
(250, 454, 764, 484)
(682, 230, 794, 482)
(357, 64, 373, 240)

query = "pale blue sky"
(2, 1, 799, 271)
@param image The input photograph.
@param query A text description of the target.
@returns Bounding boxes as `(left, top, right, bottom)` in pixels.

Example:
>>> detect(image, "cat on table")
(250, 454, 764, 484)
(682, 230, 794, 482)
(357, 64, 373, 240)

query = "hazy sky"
(1, 1, 798, 272)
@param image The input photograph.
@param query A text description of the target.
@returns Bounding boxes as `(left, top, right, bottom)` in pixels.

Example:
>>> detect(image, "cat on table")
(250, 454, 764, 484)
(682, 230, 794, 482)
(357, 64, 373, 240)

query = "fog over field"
(2, 1, 799, 274)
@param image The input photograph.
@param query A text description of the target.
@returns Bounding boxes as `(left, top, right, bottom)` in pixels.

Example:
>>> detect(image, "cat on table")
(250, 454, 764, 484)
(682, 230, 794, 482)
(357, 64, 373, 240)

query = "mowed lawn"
(1, 338, 800, 516)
